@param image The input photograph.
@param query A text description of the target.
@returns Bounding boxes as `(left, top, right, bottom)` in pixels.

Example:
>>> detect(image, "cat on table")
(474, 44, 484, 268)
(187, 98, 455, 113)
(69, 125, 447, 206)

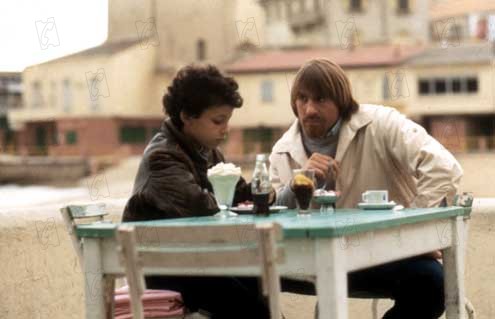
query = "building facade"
(8, 0, 495, 159)
(8, 0, 264, 157)
(429, 0, 495, 47)
(0, 72, 22, 153)
(260, 0, 429, 48)
(407, 43, 495, 153)
(219, 0, 495, 158)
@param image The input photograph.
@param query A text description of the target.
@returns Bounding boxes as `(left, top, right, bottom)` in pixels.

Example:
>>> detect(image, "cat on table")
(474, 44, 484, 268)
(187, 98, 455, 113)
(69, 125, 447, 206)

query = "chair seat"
(114, 286, 185, 319)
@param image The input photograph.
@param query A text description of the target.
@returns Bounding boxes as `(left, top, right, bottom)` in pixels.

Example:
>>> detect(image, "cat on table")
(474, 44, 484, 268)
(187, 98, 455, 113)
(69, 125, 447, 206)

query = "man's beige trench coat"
(269, 104, 463, 208)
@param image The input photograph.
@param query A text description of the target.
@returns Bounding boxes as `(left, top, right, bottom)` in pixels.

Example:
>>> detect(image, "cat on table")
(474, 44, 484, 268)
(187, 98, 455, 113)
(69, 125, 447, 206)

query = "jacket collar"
(273, 104, 374, 165)
(161, 118, 211, 164)
(335, 104, 373, 162)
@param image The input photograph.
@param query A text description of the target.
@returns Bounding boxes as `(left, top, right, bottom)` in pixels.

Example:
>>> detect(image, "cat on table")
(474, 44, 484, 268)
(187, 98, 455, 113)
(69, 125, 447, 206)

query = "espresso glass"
(292, 169, 316, 215)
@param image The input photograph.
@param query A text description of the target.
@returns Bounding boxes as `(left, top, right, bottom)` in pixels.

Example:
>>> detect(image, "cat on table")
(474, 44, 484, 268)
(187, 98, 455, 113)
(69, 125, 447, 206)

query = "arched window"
(261, 80, 274, 103)
(350, 0, 362, 12)
(383, 74, 390, 100)
(62, 79, 72, 112)
(197, 39, 206, 61)
(398, 0, 409, 13)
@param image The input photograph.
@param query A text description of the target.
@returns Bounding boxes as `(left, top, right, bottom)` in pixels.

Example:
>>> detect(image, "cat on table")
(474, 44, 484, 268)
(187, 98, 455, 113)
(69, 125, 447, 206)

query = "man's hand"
(302, 153, 340, 181)
(268, 187, 276, 205)
(423, 250, 443, 259)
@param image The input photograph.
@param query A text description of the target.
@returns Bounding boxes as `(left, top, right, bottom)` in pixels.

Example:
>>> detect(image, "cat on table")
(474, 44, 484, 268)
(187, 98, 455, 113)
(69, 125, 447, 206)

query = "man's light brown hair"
(290, 58, 359, 121)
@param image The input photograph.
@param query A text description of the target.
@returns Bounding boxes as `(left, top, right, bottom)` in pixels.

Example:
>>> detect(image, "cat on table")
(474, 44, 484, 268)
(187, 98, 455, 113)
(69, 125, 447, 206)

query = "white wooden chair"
(116, 222, 285, 319)
(60, 203, 118, 318)
(60, 203, 188, 319)
(60, 203, 108, 267)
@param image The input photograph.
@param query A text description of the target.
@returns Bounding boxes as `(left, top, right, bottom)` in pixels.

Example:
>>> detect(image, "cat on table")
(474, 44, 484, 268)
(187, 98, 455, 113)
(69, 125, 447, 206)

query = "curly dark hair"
(162, 64, 243, 129)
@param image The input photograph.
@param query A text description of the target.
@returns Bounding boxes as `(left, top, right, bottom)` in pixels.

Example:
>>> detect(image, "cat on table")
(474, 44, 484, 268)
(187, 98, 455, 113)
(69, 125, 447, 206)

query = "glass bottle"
(251, 154, 271, 216)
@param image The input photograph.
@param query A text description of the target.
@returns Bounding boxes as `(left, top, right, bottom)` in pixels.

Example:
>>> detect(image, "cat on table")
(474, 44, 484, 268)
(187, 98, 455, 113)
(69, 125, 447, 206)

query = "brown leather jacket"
(122, 119, 251, 222)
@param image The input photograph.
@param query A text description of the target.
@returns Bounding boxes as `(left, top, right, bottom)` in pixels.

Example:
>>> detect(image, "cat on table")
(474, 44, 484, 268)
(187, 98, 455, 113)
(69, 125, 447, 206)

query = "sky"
(0, 0, 108, 72)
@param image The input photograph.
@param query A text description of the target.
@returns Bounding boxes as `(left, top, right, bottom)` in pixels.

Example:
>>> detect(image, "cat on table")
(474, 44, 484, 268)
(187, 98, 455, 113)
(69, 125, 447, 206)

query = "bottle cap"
(256, 154, 267, 162)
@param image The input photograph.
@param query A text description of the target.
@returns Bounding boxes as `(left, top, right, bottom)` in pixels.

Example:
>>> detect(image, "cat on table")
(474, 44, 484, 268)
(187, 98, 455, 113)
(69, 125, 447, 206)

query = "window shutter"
(409, 0, 416, 14)
(342, 0, 349, 12)
(362, 0, 369, 11)
(343, 0, 368, 12)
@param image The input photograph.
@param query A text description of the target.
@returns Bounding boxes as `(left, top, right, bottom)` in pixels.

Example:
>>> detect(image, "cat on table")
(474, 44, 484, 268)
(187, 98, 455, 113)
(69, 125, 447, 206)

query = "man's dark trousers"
(146, 255, 445, 319)
(283, 255, 446, 319)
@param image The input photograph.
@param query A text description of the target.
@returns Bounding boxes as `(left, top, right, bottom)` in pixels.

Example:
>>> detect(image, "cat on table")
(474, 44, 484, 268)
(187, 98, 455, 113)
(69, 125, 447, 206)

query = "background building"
(429, 0, 495, 46)
(221, 0, 495, 159)
(260, 0, 429, 48)
(8, 0, 264, 157)
(407, 43, 495, 153)
(6, 0, 495, 159)
(0, 72, 22, 153)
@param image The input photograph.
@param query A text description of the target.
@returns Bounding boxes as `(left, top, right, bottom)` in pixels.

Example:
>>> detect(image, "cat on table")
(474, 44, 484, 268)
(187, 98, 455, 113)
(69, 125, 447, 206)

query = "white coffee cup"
(362, 190, 388, 203)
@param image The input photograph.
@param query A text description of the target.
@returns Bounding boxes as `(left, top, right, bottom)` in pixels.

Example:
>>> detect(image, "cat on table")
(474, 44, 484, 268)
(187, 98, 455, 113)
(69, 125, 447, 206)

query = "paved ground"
(0, 153, 493, 318)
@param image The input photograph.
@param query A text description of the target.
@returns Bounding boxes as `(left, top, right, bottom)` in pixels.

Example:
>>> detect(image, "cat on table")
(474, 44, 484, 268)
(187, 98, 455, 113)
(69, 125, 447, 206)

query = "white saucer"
(230, 205, 288, 214)
(357, 201, 396, 210)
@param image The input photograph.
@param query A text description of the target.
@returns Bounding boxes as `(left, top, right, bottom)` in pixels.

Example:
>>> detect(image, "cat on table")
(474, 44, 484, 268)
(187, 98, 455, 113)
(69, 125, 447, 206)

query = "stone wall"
(1, 198, 493, 318)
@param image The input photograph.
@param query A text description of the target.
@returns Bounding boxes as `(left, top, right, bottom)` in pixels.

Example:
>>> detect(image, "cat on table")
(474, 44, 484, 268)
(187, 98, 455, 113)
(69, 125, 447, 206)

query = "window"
(467, 77, 478, 93)
(261, 80, 274, 103)
(297, 0, 305, 13)
(350, 0, 362, 12)
(197, 39, 206, 61)
(434, 79, 447, 94)
(65, 131, 77, 145)
(88, 76, 100, 112)
(62, 79, 72, 112)
(418, 76, 479, 96)
(419, 79, 431, 95)
(313, 0, 321, 11)
(452, 78, 462, 93)
(120, 126, 147, 144)
(275, 1, 282, 19)
(397, 0, 410, 13)
(0, 116, 8, 130)
(243, 128, 273, 154)
(383, 75, 390, 99)
(50, 81, 57, 108)
(32, 81, 43, 108)
(0, 95, 7, 109)
(286, 1, 293, 19)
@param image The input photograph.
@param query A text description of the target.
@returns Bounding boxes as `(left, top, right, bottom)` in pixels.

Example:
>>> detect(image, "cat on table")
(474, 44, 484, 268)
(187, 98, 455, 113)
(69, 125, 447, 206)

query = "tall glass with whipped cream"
(207, 162, 242, 218)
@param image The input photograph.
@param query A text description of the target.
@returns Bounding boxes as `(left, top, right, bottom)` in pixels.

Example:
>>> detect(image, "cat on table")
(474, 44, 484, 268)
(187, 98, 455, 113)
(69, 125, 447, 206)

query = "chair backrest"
(454, 192, 474, 207)
(454, 192, 474, 216)
(116, 222, 285, 319)
(60, 203, 108, 267)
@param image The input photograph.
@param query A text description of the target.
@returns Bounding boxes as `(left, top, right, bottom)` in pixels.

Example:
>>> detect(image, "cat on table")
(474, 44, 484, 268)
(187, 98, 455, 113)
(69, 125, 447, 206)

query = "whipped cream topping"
(207, 162, 241, 177)
(314, 189, 337, 197)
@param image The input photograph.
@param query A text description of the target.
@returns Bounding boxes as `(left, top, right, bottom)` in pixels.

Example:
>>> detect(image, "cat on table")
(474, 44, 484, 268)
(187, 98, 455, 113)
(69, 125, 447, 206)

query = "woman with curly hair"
(122, 64, 271, 318)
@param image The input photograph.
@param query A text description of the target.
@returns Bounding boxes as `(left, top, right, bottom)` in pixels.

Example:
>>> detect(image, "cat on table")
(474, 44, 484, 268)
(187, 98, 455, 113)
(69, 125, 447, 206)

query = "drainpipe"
(380, 0, 389, 43)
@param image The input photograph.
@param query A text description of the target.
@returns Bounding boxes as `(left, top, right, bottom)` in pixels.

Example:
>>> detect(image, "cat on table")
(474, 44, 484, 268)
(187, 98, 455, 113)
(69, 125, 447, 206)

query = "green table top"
(76, 206, 470, 239)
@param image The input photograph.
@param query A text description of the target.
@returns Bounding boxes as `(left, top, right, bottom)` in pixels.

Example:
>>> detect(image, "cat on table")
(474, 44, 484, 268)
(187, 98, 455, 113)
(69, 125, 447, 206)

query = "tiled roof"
(224, 44, 426, 73)
(0, 72, 21, 77)
(34, 37, 143, 67)
(430, 0, 495, 20)
(407, 42, 494, 66)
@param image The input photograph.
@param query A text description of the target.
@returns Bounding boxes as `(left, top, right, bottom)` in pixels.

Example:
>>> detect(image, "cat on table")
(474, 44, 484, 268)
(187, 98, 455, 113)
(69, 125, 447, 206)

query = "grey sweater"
(275, 119, 341, 208)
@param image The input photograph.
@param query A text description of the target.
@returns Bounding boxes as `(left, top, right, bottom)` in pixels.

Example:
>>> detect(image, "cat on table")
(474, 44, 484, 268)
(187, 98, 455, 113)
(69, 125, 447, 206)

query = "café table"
(76, 206, 471, 319)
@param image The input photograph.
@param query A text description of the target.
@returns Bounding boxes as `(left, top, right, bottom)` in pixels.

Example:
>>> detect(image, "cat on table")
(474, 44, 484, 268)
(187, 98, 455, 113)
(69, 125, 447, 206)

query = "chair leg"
(104, 275, 116, 319)
(465, 298, 476, 319)
(372, 299, 379, 319)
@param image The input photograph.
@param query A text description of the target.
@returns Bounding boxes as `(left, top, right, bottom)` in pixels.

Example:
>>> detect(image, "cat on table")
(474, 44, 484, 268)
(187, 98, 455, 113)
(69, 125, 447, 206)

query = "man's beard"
(302, 118, 327, 139)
